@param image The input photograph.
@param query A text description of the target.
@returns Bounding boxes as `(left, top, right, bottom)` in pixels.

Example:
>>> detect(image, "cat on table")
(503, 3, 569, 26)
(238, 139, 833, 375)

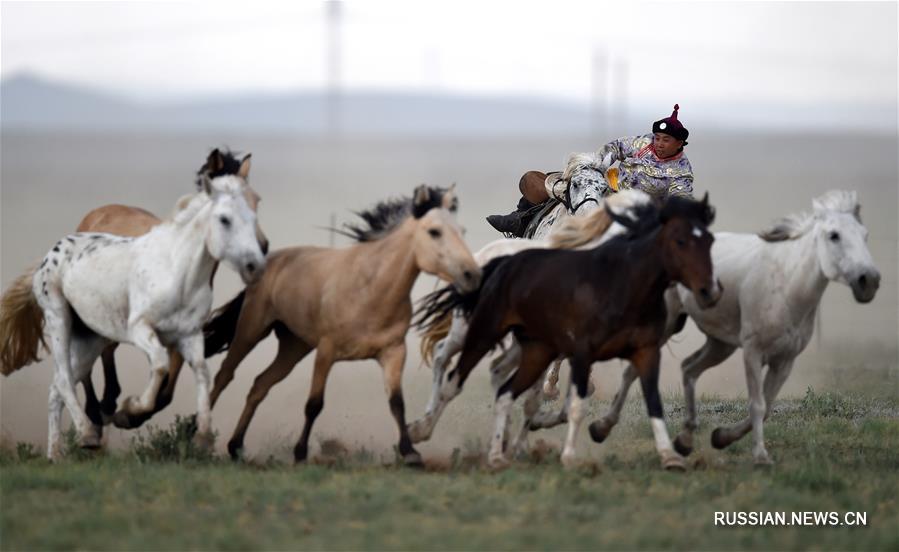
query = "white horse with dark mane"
(0, 166, 267, 460)
(586, 190, 880, 464)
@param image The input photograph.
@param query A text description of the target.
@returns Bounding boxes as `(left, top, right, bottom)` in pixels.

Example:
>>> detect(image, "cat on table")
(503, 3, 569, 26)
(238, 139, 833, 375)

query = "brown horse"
(203, 185, 480, 465)
(416, 194, 720, 469)
(74, 149, 267, 434)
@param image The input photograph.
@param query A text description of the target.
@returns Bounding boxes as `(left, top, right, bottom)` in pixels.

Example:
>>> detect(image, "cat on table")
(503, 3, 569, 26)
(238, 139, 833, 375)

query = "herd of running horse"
(0, 148, 881, 469)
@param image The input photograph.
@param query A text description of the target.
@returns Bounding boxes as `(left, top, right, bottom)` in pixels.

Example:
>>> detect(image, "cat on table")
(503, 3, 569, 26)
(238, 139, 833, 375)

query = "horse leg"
(99, 344, 121, 419)
(588, 363, 638, 443)
(227, 331, 310, 459)
(377, 343, 423, 467)
(560, 354, 593, 468)
(710, 348, 768, 462)
(209, 294, 274, 408)
(488, 341, 521, 397)
(542, 359, 562, 400)
(488, 341, 522, 450)
(408, 314, 507, 444)
(509, 376, 545, 460)
(69, 334, 108, 448)
(632, 346, 684, 471)
(113, 320, 170, 426)
(82, 377, 104, 438)
(121, 349, 185, 429)
(712, 354, 794, 465)
(672, 337, 736, 456)
(488, 341, 555, 468)
(41, 302, 92, 460)
(424, 315, 466, 415)
(173, 333, 215, 448)
(294, 341, 335, 463)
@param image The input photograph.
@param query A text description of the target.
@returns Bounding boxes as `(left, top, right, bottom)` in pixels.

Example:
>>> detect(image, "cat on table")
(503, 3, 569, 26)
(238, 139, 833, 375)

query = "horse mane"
(759, 190, 860, 242)
(169, 193, 208, 225)
(339, 186, 448, 243)
(547, 189, 653, 249)
(195, 148, 244, 188)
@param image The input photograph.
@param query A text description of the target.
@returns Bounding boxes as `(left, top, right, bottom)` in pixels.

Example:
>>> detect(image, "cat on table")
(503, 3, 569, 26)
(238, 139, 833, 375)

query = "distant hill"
(0, 73, 608, 135)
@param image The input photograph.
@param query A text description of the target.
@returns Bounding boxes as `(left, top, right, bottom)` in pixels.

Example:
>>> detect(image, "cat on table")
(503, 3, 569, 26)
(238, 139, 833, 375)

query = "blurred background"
(2, 1, 896, 461)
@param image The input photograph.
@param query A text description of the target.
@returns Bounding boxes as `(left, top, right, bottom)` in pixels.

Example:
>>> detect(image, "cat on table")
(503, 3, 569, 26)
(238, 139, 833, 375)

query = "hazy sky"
(1, 1, 897, 127)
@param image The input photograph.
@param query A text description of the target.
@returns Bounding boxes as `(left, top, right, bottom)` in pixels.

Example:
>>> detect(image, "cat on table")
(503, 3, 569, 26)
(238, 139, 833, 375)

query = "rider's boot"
(487, 197, 536, 236)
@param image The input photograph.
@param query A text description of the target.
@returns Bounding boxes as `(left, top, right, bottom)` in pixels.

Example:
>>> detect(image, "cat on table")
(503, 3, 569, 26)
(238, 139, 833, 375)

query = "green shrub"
(130, 415, 217, 463)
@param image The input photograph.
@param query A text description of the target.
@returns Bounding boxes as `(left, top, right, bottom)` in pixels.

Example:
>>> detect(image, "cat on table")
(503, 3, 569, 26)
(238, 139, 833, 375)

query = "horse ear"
(812, 197, 826, 217)
(441, 184, 458, 212)
(701, 193, 715, 225)
(608, 209, 637, 230)
(413, 185, 431, 207)
(238, 153, 252, 179)
(207, 148, 225, 173)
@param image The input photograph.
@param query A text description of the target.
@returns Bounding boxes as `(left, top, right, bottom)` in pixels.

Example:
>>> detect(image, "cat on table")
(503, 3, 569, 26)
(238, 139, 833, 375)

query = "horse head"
(812, 190, 880, 303)
(197, 148, 269, 256)
(200, 171, 267, 284)
(410, 184, 481, 293)
(658, 192, 721, 309)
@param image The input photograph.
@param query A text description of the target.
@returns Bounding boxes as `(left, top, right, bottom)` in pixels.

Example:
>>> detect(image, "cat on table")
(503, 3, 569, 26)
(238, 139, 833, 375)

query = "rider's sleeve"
(667, 175, 694, 197)
(595, 136, 642, 172)
(667, 158, 694, 197)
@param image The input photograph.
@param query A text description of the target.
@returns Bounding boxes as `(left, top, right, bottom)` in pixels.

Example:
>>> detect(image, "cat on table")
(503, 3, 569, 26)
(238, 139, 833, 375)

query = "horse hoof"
(673, 434, 694, 457)
(710, 427, 730, 450)
(753, 453, 774, 467)
(227, 440, 243, 461)
(80, 430, 102, 450)
(662, 453, 687, 472)
(403, 451, 425, 469)
(487, 454, 510, 471)
(588, 420, 612, 443)
(192, 431, 214, 451)
(111, 410, 137, 430)
(293, 445, 309, 464)
(406, 421, 429, 444)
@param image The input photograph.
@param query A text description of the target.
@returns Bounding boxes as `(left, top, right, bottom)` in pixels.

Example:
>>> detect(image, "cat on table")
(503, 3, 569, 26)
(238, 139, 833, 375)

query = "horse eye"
(219, 215, 232, 228)
(428, 228, 442, 239)
(676, 238, 686, 247)
(829, 231, 840, 242)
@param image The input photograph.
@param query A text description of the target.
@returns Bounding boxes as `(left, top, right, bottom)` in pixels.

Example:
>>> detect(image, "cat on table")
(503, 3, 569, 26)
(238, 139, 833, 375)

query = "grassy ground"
(1, 390, 897, 551)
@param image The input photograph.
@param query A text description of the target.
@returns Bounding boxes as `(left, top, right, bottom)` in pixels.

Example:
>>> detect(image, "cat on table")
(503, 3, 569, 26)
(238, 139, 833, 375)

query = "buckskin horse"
(202, 185, 480, 466)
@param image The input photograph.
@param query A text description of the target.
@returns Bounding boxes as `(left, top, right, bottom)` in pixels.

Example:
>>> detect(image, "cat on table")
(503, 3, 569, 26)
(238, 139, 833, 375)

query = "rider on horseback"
(487, 104, 694, 236)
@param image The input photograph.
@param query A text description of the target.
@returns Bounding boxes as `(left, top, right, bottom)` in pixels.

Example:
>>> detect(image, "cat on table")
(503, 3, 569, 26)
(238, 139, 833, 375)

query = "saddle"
(519, 170, 551, 204)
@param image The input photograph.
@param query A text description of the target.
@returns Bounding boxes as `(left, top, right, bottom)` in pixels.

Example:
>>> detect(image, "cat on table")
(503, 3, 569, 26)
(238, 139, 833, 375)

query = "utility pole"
(590, 48, 608, 140)
(325, 1, 343, 136)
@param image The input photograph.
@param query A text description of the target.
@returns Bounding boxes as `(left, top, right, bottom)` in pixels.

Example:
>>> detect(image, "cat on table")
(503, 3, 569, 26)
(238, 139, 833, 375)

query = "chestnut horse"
(415, 195, 720, 469)
(203, 185, 480, 466)
(74, 149, 268, 434)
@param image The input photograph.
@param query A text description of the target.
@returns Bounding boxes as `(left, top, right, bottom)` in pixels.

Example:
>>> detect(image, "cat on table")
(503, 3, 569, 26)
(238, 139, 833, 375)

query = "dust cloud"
(2, 131, 896, 459)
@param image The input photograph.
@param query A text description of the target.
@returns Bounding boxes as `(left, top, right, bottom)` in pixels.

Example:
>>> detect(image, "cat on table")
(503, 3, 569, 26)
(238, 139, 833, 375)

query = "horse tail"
(0, 267, 46, 376)
(418, 312, 452, 367)
(203, 291, 246, 357)
(414, 255, 511, 336)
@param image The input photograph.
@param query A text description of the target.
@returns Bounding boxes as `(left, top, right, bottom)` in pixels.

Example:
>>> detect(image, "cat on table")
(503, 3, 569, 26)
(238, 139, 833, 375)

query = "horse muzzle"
(695, 278, 723, 309)
(454, 267, 482, 293)
(850, 269, 880, 304)
(239, 255, 267, 285)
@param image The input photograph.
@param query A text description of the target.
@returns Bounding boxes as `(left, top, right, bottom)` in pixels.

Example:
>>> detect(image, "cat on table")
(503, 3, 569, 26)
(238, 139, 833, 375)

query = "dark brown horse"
(415, 194, 720, 469)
